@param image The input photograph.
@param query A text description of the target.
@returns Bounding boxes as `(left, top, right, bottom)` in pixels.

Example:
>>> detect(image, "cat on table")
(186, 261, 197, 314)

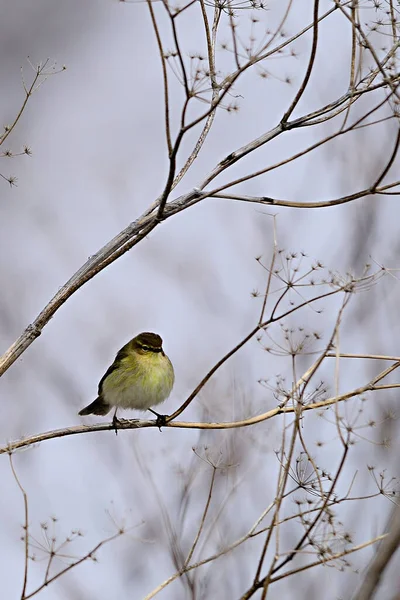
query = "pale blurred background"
(1, 1, 400, 598)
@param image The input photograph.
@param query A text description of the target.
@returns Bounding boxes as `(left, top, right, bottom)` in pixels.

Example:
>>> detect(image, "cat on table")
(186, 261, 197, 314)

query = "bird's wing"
(97, 341, 132, 396)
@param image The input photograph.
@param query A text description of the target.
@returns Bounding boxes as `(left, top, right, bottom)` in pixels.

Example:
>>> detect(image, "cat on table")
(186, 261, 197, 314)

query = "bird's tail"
(78, 397, 111, 416)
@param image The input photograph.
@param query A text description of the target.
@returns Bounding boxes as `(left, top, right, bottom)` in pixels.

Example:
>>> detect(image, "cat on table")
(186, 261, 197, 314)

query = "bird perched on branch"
(78, 332, 174, 426)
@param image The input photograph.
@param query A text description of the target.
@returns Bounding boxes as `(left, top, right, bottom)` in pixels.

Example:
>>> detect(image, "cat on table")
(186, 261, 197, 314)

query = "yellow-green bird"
(79, 332, 174, 423)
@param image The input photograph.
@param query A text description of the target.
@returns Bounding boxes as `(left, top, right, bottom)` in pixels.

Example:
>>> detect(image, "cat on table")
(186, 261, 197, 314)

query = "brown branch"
(147, 0, 172, 155)
(9, 455, 29, 599)
(166, 3, 190, 98)
(167, 325, 261, 422)
(3, 381, 400, 455)
(268, 535, 386, 585)
(326, 352, 400, 361)
(353, 506, 400, 600)
(242, 443, 350, 599)
(184, 466, 216, 568)
(371, 126, 400, 190)
(168, 284, 345, 422)
(228, 3, 241, 71)
(183, 1, 340, 138)
(1, 60, 61, 147)
(24, 530, 123, 599)
(0, 215, 158, 377)
(146, 502, 385, 600)
(281, 0, 320, 124)
(202, 82, 399, 198)
(210, 188, 377, 209)
(257, 296, 350, 596)
(170, 1, 221, 189)
(334, 1, 400, 101)
(197, 74, 399, 192)
(258, 216, 278, 325)
(209, 174, 400, 210)
(156, 115, 187, 219)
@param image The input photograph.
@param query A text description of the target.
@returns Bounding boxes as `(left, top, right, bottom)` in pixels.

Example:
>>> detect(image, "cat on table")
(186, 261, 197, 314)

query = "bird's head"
(132, 332, 164, 355)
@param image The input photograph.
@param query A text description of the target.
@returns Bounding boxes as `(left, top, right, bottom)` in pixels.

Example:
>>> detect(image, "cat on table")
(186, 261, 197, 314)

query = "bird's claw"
(148, 409, 168, 431)
(112, 414, 128, 435)
(155, 414, 167, 430)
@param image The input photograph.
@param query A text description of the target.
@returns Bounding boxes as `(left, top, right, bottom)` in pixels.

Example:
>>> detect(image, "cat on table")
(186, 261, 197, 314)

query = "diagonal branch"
(352, 505, 400, 600)
(281, 0, 320, 124)
(147, 0, 172, 156)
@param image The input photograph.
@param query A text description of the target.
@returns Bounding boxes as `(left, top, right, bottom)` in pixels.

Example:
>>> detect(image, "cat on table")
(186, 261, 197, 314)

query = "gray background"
(1, 1, 399, 598)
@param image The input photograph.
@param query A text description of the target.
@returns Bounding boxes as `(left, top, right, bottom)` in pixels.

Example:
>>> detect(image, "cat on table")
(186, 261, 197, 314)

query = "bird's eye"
(139, 344, 161, 352)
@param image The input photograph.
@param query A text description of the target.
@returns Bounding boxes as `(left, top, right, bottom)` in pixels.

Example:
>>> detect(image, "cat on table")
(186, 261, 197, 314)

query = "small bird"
(79, 332, 174, 424)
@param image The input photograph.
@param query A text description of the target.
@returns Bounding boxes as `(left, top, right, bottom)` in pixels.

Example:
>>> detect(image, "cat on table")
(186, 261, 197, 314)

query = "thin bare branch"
(371, 126, 400, 190)
(24, 531, 123, 599)
(147, 0, 172, 155)
(9, 455, 29, 599)
(281, 0, 320, 124)
(353, 506, 400, 600)
(184, 466, 216, 567)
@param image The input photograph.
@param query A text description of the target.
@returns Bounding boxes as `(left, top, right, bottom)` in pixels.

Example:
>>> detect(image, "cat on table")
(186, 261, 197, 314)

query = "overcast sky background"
(1, 1, 400, 599)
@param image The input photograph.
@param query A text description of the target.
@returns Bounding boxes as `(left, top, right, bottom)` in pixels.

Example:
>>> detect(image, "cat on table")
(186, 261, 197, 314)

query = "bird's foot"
(112, 413, 128, 435)
(148, 409, 168, 431)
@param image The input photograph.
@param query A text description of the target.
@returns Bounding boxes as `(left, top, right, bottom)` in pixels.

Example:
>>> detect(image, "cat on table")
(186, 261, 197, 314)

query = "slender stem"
(281, 0, 320, 124)
(9, 455, 29, 600)
(147, 0, 172, 155)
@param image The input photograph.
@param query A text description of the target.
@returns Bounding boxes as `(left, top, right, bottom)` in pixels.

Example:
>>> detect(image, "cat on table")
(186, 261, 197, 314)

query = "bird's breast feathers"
(101, 352, 174, 411)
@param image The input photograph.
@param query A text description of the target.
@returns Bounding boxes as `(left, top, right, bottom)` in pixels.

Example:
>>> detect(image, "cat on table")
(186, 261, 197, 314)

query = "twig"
(170, 0, 221, 189)
(281, 0, 320, 124)
(353, 505, 400, 600)
(9, 455, 29, 599)
(268, 534, 386, 585)
(147, 0, 172, 155)
(184, 465, 216, 567)
(24, 531, 123, 599)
